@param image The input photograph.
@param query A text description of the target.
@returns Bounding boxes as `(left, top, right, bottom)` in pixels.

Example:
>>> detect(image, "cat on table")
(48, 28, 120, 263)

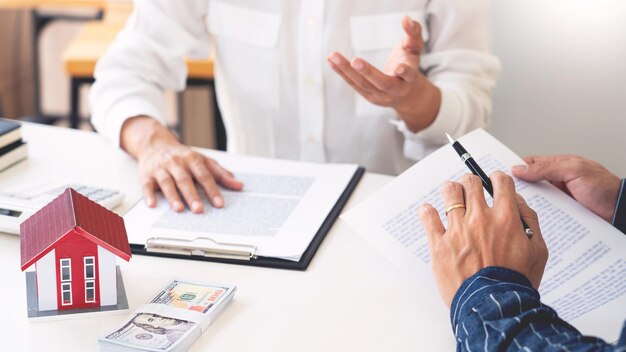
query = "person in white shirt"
(89, 0, 501, 213)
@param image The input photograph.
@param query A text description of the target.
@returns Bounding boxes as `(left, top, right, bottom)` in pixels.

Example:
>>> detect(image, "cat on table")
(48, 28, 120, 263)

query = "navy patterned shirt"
(451, 179, 626, 351)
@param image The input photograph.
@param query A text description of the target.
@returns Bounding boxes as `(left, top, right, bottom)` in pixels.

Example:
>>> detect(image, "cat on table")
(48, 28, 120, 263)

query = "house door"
(58, 256, 97, 309)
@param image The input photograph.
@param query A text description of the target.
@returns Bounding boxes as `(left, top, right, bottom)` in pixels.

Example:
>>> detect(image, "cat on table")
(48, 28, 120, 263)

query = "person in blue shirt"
(419, 154, 626, 351)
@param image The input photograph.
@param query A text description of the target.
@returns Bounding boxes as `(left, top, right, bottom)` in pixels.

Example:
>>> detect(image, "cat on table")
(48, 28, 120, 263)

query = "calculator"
(0, 182, 124, 235)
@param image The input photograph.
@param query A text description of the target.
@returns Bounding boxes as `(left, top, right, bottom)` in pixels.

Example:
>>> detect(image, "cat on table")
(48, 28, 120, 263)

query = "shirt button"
(307, 135, 318, 144)
(305, 77, 316, 85)
(307, 16, 316, 25)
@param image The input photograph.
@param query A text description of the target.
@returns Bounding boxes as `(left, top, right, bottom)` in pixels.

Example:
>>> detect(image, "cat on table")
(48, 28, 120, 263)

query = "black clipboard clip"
(145, 236, 258, 261)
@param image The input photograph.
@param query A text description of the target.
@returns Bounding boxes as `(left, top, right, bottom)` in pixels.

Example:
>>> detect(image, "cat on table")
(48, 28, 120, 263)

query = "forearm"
(89, 1, 209, 148)
(120, 116, 180, 159)
(452, 267, 622, 351)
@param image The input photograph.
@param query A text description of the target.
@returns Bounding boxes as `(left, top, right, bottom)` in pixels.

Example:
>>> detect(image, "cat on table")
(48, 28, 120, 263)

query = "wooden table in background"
(61, 19, 224, 149)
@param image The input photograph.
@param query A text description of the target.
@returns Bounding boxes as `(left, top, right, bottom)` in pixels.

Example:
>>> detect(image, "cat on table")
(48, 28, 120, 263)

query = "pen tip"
(445, 132, 456, 144)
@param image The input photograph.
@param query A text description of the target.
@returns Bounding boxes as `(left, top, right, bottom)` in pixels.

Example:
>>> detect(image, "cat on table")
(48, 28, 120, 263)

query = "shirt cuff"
(393, 87, 463, 161)
(611, 178, 626, 234)
(450, 267, 537, 334)
(90, 90, 168, 148)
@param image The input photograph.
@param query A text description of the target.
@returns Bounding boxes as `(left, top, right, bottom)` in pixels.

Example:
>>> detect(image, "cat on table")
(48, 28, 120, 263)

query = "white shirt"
(89, 0, 501, 175)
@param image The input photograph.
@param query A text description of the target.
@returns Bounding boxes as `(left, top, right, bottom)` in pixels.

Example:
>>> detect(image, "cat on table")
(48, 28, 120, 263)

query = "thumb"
(401, 16, 424, 55)
(512, 160, 568, 184)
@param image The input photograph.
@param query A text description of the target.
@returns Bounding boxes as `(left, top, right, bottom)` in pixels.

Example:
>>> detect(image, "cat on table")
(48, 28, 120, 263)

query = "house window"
(84, 256, 95, 280)
(61, 283, 72, 306)
(85, 280, 95, 303)
(60, 258, 71, 282)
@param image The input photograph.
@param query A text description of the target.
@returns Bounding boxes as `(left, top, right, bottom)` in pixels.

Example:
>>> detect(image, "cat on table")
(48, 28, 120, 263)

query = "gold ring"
(445, 203, 466, 216)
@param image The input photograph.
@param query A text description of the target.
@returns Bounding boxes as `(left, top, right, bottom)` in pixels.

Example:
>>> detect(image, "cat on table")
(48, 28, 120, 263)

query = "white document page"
(342, 128, 626, 342)
(125, 151, 358, 261)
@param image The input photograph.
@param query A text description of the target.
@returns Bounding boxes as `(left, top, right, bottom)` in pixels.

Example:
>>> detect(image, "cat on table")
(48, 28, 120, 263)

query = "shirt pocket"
(207, 2, 281, 109)
(350, 11, 429, 117)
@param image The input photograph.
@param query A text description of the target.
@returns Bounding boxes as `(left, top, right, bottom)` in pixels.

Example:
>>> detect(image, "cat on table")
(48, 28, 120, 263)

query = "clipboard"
(129, 167, 365, 270)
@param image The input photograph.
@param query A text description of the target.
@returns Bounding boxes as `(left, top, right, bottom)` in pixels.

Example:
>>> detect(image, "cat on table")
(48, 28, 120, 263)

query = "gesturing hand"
(122, 116, 244, 213)
(327, 16, 441, 132)
(419, 172, 549, 307)
(512, 155, 621, 222)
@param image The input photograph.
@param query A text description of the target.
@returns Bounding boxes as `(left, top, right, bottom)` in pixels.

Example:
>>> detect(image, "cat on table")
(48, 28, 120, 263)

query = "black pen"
(446, 133, 534, 239)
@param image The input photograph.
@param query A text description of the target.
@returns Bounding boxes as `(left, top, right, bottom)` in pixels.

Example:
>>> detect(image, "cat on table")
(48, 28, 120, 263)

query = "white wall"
(36, 249, 58, 311)
(98, 246, 117, 306)
(490, 0, 626, 176)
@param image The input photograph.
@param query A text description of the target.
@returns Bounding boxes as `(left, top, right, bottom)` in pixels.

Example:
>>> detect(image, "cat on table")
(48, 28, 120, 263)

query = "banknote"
(99, 280, 236, 352)
(150, 280, 231, 313)
(105, 313, 196, 351)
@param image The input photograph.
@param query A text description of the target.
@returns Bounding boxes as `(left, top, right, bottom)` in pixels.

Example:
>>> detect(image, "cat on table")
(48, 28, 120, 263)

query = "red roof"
(20, 188, 131, 271)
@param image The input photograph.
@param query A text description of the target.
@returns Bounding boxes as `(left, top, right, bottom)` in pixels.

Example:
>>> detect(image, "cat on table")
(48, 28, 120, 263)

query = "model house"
(20, 188, 131, 312)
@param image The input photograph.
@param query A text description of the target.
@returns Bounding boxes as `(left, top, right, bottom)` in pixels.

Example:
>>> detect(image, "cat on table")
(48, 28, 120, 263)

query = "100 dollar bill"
(151, 281, 231, 313)
(104, 313, 196, 351)
(100, 280, 236, 352)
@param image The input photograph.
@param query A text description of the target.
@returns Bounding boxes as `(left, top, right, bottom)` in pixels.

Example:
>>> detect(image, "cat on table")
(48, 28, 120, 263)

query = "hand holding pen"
(417, 139, 549, 307)
(445, 133, 534, 239)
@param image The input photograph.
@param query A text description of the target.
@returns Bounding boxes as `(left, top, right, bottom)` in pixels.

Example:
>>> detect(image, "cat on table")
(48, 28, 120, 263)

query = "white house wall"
(98, 246, 117, 306)
(36, 249, 58, 311)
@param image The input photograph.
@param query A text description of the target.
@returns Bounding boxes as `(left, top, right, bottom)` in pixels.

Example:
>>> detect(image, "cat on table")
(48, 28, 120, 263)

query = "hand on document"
(419, 172, 549, 307)
(120, 116, 244, 213)
(512, 155, 622, 222)
(342, 129, 626, 341)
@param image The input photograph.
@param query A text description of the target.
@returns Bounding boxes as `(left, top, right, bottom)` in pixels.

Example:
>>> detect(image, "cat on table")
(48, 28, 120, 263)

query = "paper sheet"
(342, 128, 626, 342)
(125, 151, 358, 261)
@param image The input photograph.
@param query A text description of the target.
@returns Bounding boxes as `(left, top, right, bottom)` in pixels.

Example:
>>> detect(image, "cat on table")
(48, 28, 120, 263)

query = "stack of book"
(0, 119, 28, 172)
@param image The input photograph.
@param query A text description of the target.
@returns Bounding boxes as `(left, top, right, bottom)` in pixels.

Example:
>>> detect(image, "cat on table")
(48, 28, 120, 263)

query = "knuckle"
(141, 180, 154, 190)
(174, 174, 192, 184)
(165, 154, 182, 166)
(461, 174, 482, 187)
(569, 158, 588, 172)
(419, 204, 437, 218)
(442, 181, 461, 194)
(181, 149, 198, 161)
(198, 174, 217, 186)
(466, 212, 484, 228)
(490, 171, 508, 181)
(154, 171, 171, 184)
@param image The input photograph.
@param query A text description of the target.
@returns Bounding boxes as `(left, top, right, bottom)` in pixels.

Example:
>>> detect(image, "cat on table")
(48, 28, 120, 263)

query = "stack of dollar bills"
(99, 279, 236, 352)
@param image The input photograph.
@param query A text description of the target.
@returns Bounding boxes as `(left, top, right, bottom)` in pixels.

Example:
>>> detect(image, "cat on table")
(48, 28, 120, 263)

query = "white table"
(0, 123, 456, 351)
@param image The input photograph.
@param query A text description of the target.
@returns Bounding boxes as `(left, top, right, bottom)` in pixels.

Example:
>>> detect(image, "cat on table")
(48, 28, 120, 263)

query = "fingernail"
(330, 55, 341, 65)
(396, 65, 405, 75)
(352, 60, 364, 70)
(192, 201, 203, 213)
(172, 201, 183, 211)
(213, 196, 223, 208)
(512, 165, 527, 173)
(146, 198, 156, 207)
